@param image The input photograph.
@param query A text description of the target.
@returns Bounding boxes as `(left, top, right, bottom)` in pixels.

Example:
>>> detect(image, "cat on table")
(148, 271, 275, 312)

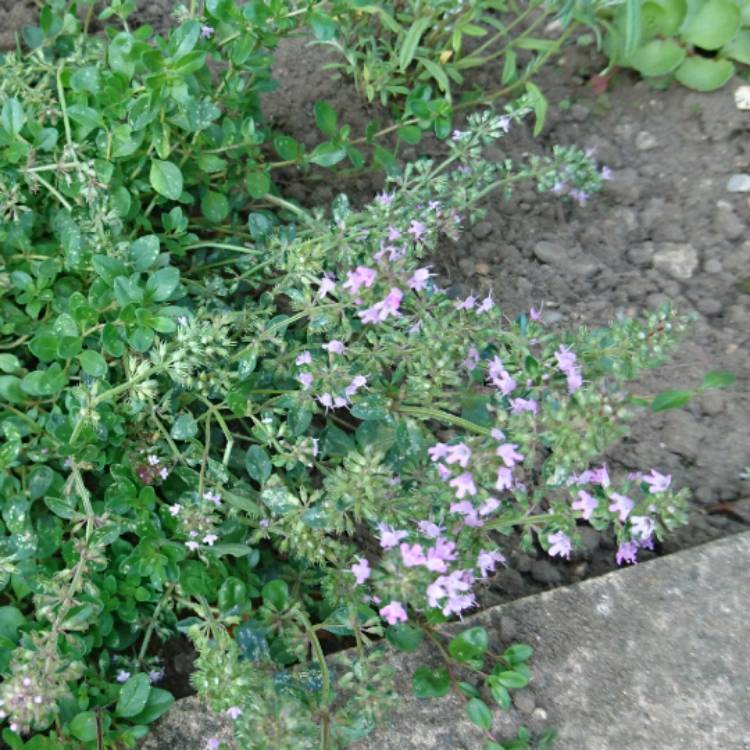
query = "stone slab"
(142, 532, 750, 750)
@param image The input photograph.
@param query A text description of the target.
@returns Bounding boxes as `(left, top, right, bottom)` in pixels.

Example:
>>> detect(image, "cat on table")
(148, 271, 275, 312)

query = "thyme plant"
(0, 1, 709, 749)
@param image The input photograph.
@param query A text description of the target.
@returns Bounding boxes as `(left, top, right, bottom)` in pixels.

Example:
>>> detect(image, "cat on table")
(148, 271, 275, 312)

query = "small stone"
(530, 559, 564, 585)
(513, 691, 536, 715)
(635, 130, 658, 151)
(570, 104, 590, 122)
(533, 240, 568, 265)
(500, 615, 517, 640)
(652, 243, 699, 280)
(602, 167, 640, 204)
(627, 243, 654, 266)
(700, 391, 724, 416)
(531, 708, 548, 722)
(458, 258, 475, 276)
(474, 262, 491, 275)
(735, 85, 750, 110)
(512, 552, 535, 573)
(578, 526, 602, 557)
(542, 310, 564, 325)
(727, 174, 750, 192)
(715, 202, 744, 240)
(494, 568, 525, 596)
(472, 220, 493, 240)
(704, 257, 723, 274)
(695, 297, 723, 316)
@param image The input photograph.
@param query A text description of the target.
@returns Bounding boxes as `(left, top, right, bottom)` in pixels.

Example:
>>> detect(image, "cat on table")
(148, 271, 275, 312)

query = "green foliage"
(600, 0, 748, 90)
(0, 0, 708, 748)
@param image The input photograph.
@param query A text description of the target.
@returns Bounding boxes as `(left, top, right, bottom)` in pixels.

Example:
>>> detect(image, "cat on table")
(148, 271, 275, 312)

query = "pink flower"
(377, 523, 408, 550)
(379, 601, 408, 625)
(296, 350, 312, 366)
(436, 463, 452, 481)
(424, 538, 457, 572)
(492, 370, 517, 396)
(566, 367, 583, 393)
(318, 275, 336, 298)
(510, 398, 538, 415)
(643, 469, 671, 494)
(609, 493, 634, 522)
(168, 504, 181, 516)
(345, 375, 367, 397)
(529, 306, 542, 321)
(351, 557, 371, 584)
(400, 542, 426, 568)
(463, 346, 480, 371)
(185, 541, 200, 552)
(387, 226, 401, 241)
(445, 442, 472, 468)
(428, 570, 476, 617)
(476, 294, 494, 314)
(376, 192, 395, 206)
(477, 549, 506, 577)
(318, 393, 334, 410)
(204, 490, 222, 506)
(548, 531, 572, 559)
(358, 288, 403, 324)
(322, 340, 346, 354)
(343, 266, 377, 295)
(572, 489, 598, 520)
(590, 465, 610, 487)
(200, 25, 215, 38)
(497, 443, 523, 468)
(454, 295, 476, 311)
(298, 372, 313, 390)
(202, 534, 218, 546)
(226, 706, 242, 720)
(408, 267, 433, 291)
(450, 501, 482, 528)
(616, 541, 639, 565)
(491, 428, 505, 441)
(449, 472, 477, 499)
(555, 345, 577, 372)
(495, 467, 513, 491)
(428, 442, 449, 461)
(479, 496, 500, 516)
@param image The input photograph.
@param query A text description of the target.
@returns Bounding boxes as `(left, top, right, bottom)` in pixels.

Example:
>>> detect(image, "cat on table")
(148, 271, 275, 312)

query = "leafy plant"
(600, 0, 750, 90)
(0, 1, 712, 749)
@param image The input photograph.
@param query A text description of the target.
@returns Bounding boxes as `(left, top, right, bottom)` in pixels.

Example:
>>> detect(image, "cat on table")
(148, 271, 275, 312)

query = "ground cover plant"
(0, 1, 736, 748)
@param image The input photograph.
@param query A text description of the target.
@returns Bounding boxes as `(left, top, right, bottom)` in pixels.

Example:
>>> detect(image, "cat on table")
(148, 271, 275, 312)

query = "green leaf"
(503, 644, 533, 664)
(0, 606, 25, 641)
(201, 191, 230, 222)
(642, 0, 687, 36)
(116, 673, 151, 718)
(262, 579, 289, 610)
(310, 10, 337, 40)
(146, 267, 181, 301)
(489, 680, 511, 709)
(466, 698, 493, 731)
(28, 465, 54, 500)
(246, 171, 270, 199)
(525, 81, 548, 136)
(417, 57, 451, 94)
(273, 135, 299, 161)
(651, 388, 693, 411)
(245, 445, 272, 484)
(29, 333, 59, 362)
(631, 39, 686, 76)
(130, 688, 175, 724)
(1, 97, 26, 136)
(130, 235, 160, 271)
(399, 17, 432, 71)
(701, 370, 736, 390)
(623, 0, 642, 59)
(78, 350, 108, 378)
(171, 414, 197, 440)
(260, 482, 299, 515)
(0, 354, 20, 373)
(412, 665, 451, 698)
(69, 711, 98, 743)
(448, 626, 489, 663)
(386, 623, 423, 652)
(495, 670, 529, 689)
(149, 160, 184, 200)
(675, 56, 734, 91)
(206, 543, 257, 558)
(397, 124, 423, 144)
(314, 101, 338, 136)
(722, 29, 750, 64)
(681, 0, 740, 50)
(309, 142, 347, 167)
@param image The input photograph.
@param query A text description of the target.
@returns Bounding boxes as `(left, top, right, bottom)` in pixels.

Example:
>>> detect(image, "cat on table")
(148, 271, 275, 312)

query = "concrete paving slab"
(142, 532, 750, 750)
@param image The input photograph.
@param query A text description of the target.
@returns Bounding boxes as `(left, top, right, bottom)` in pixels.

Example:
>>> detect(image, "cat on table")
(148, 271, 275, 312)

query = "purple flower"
(495, 467, 513, 491)
(609, 493, 634, 522)
(498, 115, 511, 132)
(601, 166, 613, 181)
(479, 496, 500, 516)
(590, 464, 610, 488)
(510, 397, 538, 415)
(358, 287, 403, 324)
(376, 192, 395, 206)
(418, 520, 444, 538)
(185, 541, 199, 551)
(477, 549, 506, 577)
(148, 668, 165, 683)
(168, 504, 181, 516)
(202, 533, 218, 546)
(643, 469, 671, 494)
(400, 542, 427, 568)
(630, 515, 655, 541)
(463, 345, 480, 371)
(570, 188, 589, 206)
(454, 295, 476, 311)
(296, 350, 312, 366)
(445, 442, 471, 468)
(428, 442, 448, 461)
(345, 375, 367, 397)
(377, 523, 408, 550)
(408, 267, 433, 291)
(408, 220, 427, 241)
(497, 443, 523, 468)
(343, 266, 377, 295)
(529, 305, 542, 321)
(424, 538, 457, 573)
(491, 428, 505, 441)
(322, 340, 346, 355)
(450, 500, 483, 528)
(351, 557, 371, 584)
(427, 570, 476, 617)
(476, 294, 494, 314)
(226, 706, 242, 720)
(116, 670, 131, 683)
(572, 489, 598, 520)
(206, 739, 220, 750)
(555, 345, 577, 372)
(387, 226, 401, 241)
(379, 601, 408, 625)
(318, 274, 336, 299)
(147, 454, 160, 467)
(616, 541, 639, 565)
(200, 25, 215, 39)
(436, 462, 452, 481)
(298, 372, 313, 390)
(317, 393, 335, 410)
(204, 490, 222, 507)
(449, 472, 477, 499)
(548, 531, 572, 559)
